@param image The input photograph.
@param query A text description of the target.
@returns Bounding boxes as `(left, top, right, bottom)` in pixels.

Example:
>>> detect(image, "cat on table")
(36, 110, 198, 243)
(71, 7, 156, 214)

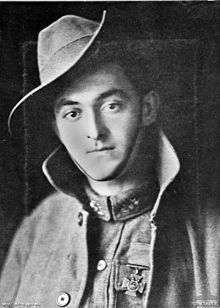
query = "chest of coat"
(14, 208, 193, 308)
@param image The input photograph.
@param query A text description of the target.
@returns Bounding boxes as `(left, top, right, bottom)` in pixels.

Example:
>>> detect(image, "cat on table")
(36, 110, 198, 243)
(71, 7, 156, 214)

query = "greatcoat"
(0, 132, 219, 308)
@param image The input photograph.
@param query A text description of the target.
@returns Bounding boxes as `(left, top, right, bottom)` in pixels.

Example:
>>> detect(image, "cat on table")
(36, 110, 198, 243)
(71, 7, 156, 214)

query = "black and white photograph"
(0, 2, 219, 307)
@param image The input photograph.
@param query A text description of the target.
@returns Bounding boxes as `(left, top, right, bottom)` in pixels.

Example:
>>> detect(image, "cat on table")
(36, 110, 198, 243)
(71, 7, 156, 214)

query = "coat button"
(97, 259, 107, 271)
(78, 212, 83, 226)
(56, 292, 71, 307)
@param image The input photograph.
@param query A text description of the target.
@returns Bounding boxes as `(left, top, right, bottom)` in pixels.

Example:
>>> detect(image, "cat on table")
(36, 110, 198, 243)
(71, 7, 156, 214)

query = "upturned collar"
(42, 130, 180, 221)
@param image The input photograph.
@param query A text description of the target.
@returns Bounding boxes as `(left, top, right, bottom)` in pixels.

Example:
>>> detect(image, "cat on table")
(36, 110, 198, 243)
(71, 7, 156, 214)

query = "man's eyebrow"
(98, 88, 130, 101)
(55, 88, 130, 110)
(55, 98, 79, 110)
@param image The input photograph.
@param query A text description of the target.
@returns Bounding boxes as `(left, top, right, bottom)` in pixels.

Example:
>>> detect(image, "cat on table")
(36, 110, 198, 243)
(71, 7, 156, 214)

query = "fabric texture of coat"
(0, 132, 219, 308)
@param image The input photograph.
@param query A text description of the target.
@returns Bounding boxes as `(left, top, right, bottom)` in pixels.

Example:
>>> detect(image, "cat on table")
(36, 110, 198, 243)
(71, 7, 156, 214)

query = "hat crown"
(38, 15, 99, 73)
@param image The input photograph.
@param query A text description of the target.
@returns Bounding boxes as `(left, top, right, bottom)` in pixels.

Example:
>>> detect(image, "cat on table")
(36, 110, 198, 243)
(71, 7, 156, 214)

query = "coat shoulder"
(28, 191, 82, 232)
(10, 192, 83, 258)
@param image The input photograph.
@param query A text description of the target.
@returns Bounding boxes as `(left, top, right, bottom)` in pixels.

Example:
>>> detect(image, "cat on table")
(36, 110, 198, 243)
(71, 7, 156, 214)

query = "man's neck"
(87, 174, 145, 196)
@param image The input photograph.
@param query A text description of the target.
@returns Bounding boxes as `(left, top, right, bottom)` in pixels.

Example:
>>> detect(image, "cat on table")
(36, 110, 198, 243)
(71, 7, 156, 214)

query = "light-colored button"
(56, 292, 71, 307)
(97, 259, 107, 271)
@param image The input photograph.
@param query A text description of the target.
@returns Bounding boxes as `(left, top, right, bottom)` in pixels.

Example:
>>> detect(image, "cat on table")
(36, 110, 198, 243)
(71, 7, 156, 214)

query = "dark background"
(0, 2, 219, 270)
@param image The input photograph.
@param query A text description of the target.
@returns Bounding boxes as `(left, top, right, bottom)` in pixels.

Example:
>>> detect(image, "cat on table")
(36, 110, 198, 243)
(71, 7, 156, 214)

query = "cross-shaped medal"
(121, 265, 146, 297)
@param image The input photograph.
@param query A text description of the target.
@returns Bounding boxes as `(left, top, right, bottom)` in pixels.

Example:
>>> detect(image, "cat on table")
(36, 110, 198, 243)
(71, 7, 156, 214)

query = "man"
(0, 10, 219, 308)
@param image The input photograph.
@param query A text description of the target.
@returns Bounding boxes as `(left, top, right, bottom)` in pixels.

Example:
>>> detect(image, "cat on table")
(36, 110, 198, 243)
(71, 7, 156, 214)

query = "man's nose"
(86, 110, 107, 140)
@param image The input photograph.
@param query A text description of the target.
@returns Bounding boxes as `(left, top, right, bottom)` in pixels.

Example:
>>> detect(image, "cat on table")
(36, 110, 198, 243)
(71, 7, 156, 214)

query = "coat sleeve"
(0, 216, 32, 305)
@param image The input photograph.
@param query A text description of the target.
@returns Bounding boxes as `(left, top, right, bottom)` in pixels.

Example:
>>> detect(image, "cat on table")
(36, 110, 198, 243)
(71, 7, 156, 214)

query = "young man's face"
(54, 63, 145, 181)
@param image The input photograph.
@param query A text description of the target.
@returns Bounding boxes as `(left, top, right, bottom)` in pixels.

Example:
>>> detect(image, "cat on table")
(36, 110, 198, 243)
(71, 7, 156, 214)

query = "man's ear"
(141, 91, 160, 126)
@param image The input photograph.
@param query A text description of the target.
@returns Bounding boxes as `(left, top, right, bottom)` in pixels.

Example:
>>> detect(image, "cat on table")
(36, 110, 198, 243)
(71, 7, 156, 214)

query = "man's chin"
(85, 168, 122, 182)
(73, 158, 128, 182)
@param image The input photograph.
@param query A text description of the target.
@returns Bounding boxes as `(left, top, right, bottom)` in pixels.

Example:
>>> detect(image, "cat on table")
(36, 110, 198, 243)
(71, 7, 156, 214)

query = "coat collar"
(42, 130, 180, 218)
(158, 131, 180, 190)
(150, 130, 180, 221)
(84, 179, 160, 222)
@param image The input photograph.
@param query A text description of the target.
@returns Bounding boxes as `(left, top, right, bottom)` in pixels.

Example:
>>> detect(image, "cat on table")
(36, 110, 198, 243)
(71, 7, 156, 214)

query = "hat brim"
(8, 11, 106, 136)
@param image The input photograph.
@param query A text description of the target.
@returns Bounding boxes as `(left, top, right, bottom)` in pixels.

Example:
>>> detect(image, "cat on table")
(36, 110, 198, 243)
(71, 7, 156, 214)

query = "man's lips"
(87, 146, 115, 154)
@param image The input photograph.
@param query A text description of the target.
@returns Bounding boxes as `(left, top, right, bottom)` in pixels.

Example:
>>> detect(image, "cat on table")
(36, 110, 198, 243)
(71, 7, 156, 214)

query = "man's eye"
(64, 110, 81, 120)
(102, 102, 123, 113)
(108, 104, 119, 110)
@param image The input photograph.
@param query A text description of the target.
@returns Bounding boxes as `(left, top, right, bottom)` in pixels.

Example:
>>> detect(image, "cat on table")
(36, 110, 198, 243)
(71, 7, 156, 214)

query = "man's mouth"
(87, 146, 115, 154)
